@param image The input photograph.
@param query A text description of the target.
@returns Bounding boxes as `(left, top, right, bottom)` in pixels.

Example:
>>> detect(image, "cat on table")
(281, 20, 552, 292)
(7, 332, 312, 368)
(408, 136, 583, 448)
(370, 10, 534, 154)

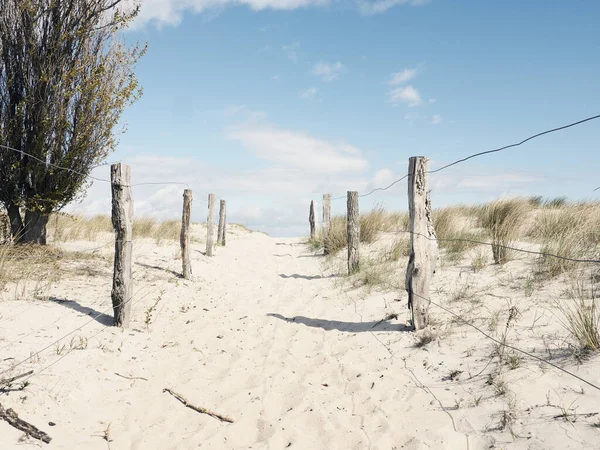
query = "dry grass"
(0, 242, 62, 293)
(49, 214, 112, 242)
(530, 203, 600, 278)
(47, 214, 181, 245)
(555, 278, 600, 352)
(478, 198, 529, 264)
(433, 206, 485, 263)
(313, 206, 408, 256)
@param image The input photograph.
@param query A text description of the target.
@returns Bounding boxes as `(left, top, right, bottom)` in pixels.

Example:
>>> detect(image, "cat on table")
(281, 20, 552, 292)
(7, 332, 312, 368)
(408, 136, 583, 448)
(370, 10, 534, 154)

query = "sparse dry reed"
(555, 278, 600, 352)
(532, 203, 600, 278)
(478, 198, 528, 264)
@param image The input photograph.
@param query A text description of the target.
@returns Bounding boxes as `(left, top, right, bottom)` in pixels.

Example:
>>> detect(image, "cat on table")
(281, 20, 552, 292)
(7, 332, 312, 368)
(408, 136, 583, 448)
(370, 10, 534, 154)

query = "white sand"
(1, 226, 599, 449)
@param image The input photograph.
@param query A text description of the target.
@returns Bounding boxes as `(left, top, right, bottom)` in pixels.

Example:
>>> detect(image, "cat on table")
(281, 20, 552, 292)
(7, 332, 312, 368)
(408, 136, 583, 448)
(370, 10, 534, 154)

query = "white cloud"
(300, 87, 318, 99)
(389, 68, 417, 85)
(431, 114, 443, 125)
(429, 98, 436, 103)
(228, 126, 368, 173)
(126, 0, 330, 28)
(123, 0, 427, 28)
(312, 61, 344, 82)
(358, 0, 429, 15)
(388, 85, 422, 107)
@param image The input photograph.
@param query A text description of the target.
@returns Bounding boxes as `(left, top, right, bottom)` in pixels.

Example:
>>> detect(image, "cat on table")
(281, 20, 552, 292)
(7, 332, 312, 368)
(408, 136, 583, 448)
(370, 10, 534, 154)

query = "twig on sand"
(114, 372, 148, 381)
(163, 388, 233, 423)
(0, 370, 33, 387)
(0, 403, 52, 443)
(372, 313, 399, 328)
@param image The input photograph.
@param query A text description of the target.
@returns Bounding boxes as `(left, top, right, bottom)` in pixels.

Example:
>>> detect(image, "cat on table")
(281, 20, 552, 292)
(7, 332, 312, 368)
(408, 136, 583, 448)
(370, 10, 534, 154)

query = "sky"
(74, 0, 600, 237)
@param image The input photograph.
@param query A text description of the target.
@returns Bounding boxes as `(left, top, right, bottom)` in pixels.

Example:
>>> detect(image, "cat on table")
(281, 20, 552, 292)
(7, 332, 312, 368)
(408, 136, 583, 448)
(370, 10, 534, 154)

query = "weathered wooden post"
(180, 189, 193, 279)
(111, 163, 133, 327)
(309, 200, 316, 239)
(347, 191, 360, 274)
(323, 194, 332, 255)
(217, 199, 227, 246)
(405, 156, 438, 331)
(206, 193, 215, 256)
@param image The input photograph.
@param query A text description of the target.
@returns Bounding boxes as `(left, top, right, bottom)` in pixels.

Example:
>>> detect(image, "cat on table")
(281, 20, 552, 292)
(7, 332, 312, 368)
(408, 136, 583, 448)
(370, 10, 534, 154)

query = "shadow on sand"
(135, 262, 181, 278)
(49, 297, 113, 326)
(267, 313, 412, 333)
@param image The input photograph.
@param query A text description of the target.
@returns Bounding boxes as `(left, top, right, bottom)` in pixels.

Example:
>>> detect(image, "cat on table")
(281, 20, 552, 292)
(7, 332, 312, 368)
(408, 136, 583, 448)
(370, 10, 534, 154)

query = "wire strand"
(0, 144, 190, 189)
(382, 228, 600, 264)
(429, 114, 600, 174)
(330, 113, 600, 201)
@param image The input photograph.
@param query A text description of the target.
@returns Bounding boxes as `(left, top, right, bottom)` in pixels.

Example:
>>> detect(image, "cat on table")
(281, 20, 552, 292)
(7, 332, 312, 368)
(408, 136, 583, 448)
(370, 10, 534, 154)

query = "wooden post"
(217, 200, 227, 246)
(180, 189, 192, 279)
(323, 194, 331, 255)
(206, 193, 215, 256)
(347, 191, 360, 274)
(111, 163, 133, 327)
(309, 200, 316, 239)
(405, 157, 438, 331)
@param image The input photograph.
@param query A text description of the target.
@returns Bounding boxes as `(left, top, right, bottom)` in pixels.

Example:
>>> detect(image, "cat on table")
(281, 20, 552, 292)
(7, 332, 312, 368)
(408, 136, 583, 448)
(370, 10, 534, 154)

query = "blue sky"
(78, 0, 600, 236)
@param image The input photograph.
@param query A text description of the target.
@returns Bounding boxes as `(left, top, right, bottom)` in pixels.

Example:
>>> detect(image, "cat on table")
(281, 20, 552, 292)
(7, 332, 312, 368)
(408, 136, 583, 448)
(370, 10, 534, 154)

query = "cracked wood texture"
(206, 193, 216, 256)
(309, 200, 316, 240)
(217, 199, 227, 246)
(323, 194, 332, 255)
(111, 163, 133, 328)
(347, 191, 360, 275)
(405, 157, 438, 330)
(181, 189, 193, 279)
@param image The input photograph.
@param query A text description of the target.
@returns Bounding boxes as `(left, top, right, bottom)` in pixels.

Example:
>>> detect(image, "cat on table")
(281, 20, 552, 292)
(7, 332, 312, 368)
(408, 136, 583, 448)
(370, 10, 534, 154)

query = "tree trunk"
(22, 210, 49, 245)
(6, 202, 24, 243)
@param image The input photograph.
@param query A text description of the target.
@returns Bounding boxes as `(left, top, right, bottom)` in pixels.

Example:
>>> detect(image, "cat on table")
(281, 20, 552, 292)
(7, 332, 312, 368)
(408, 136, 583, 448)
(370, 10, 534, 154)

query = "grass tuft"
(478, 198, 528, 264)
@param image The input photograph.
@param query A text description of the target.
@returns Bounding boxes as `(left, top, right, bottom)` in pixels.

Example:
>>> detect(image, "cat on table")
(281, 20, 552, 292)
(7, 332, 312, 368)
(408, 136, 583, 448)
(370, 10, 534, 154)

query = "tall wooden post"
(309, 200, 316, 239)
(206, 193, 215, 256)
(180, 189, 193, 279)
(111, 163, 133, 327)
(217, 199, 227, 246)
(405, 157, 438, 331)
(347, 191, 360, 275)
(323, 194, 332, 255)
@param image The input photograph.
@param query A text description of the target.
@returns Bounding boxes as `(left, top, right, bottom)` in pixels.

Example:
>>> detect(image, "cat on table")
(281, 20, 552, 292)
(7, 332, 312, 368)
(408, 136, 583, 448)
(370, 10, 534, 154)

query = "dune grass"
(478, 198, 529, 264)
(0, 242, 62, 292)
(529, 203, 600, 278)
(47, 214, 181, 245)
(555, 278, 600, 352)
(309, 206, 408, 255)
(433, 206, 485, 263)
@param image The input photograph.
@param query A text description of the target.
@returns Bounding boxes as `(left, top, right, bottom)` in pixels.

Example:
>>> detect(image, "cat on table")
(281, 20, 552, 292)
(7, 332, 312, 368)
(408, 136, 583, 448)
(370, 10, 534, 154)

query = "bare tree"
(0, 0, 145, 243)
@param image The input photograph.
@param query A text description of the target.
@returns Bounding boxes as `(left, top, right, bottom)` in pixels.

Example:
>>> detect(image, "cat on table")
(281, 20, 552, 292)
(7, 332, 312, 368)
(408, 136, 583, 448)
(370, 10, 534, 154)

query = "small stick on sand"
(163, 388, 233, 423)
(0, 403, 52, 443)
(0, 370, 33, 387)
(372, 313, 399, 328)
(114, 372, 148, 381)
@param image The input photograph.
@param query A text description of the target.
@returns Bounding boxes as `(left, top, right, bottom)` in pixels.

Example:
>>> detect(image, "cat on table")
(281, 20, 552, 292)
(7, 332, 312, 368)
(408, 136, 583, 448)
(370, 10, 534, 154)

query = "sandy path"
(2, 230, 599, 449)
(0, 232, 463, 449)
